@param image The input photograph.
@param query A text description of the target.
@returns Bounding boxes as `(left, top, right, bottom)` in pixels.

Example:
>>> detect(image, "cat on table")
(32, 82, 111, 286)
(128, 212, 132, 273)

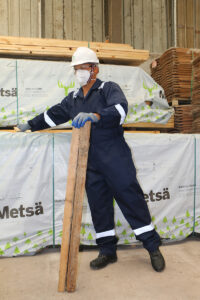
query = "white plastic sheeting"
(0, 59, 174, 128)
(0, 132, 199, 257)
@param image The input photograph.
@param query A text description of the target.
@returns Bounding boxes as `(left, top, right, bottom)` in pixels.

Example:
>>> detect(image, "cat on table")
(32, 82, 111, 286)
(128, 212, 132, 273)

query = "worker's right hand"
(72, 112, 99, 128)
(14, 123, 31, 132)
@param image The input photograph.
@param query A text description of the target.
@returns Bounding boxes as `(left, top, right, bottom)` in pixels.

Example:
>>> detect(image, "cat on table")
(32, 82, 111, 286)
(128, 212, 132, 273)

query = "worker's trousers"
(86, 131, 161, 255)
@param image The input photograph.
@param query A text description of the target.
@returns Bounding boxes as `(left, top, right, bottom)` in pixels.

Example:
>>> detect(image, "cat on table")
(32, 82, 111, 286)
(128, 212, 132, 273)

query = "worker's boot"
(90, 253, 117, 270)
(149, 248, 165, 272)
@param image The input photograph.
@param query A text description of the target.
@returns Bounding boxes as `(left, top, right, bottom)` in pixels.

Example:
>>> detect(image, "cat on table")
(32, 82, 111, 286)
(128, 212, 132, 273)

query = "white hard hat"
(71, 47, 99, 66)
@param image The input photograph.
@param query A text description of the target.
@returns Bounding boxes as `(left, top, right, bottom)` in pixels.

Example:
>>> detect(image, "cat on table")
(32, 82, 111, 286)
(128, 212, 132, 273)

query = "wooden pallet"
(123, 115, 174, 129)
(0, 36, 149, 65)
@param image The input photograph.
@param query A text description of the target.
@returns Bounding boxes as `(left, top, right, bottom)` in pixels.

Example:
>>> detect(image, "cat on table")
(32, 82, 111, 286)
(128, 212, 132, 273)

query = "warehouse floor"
(1, 237, 200, 300)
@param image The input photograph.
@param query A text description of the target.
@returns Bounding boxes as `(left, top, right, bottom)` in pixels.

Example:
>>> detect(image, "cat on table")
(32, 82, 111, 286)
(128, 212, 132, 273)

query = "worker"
(17, 47, 165, 272)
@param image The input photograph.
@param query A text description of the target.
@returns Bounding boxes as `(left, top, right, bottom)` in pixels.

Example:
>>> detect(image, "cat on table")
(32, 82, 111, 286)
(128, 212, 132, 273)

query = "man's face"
(74, 64, 99, 78)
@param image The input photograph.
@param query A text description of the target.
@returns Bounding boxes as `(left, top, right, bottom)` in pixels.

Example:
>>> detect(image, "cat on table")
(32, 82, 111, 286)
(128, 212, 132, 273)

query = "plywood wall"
(0, 0, 200, 53)
(42, 0, 105, 42)
(0, 0, 41, 37)
(122, 0, 167, 52)
(177, 0, 200, 48)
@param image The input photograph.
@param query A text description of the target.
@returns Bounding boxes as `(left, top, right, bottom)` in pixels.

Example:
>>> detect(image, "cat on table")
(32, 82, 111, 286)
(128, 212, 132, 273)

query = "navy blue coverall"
(28, 78, 161, 255)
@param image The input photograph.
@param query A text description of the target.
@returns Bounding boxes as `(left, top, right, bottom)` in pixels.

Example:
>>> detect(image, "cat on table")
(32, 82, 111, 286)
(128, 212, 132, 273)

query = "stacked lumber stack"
(174, 105, 193, 133)
(192, 55, 200, 133)
(151, 48, 198, 105)
(0, 36, 149, 66)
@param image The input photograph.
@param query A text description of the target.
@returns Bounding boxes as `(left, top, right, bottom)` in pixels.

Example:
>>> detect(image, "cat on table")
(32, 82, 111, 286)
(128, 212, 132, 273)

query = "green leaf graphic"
(116, 220, 122, 227)
(186, 210, 190, 218)
(87, 233, 93, 241)
(25, 239, 31, 244)
(14, 247, 20, 254)
(124, 239, 130, 244)
(0, 248, 5, 255)
(48, 229, 53, 235)
(37, 231, 42, 236)
(121, 230, 127, 236)
(172, 217, 176, 224)
(5, 242, 11, 250)
(163, 217, 168, 224)
(80, 227, 86, 235)
(13, 237, 19, 242)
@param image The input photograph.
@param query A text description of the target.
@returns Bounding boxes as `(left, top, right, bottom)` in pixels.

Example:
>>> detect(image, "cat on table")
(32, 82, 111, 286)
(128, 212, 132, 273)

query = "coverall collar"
(76, 78, 102, 99)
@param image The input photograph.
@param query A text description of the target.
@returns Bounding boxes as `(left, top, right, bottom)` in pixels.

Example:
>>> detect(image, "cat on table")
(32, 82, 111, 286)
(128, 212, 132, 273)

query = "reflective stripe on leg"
(96, 229, 115, 239)
(134, 223, 154, 236)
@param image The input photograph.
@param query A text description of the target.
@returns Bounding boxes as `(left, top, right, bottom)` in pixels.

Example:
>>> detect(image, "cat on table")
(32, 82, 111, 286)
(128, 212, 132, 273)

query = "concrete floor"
(0, 238, 200, 300)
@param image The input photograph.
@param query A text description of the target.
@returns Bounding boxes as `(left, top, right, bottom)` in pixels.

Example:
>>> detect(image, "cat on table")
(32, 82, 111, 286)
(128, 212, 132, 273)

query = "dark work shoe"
(90, 253, 117, 270)
(149, 249, 165, 272)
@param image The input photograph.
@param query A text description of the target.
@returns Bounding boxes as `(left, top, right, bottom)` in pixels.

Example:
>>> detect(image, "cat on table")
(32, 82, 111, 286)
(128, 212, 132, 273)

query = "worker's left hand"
(72, 112, 99, 128)
(14, 123, 31, 132)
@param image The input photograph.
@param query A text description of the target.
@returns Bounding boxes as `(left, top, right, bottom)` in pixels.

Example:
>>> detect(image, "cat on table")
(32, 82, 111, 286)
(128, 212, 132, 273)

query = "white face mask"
(75, 69, 91, 87)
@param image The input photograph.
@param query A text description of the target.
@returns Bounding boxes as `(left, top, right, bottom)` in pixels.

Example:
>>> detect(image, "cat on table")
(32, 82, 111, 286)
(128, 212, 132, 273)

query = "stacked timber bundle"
(174, 105, 193, 133)
(151, 48, 198, 105)
(192, 55, 200, 133)
(0, 36, 149, 66)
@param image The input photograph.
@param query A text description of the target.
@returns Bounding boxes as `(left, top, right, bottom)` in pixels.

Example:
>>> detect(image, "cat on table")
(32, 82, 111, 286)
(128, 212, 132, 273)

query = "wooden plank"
(152, 0, 161, 52)
(0, 0, 8, 35)
(30, 0, 39, 37)
(161, 0, 167, 52)
(123, 115, 174, 129)
(8, 0, 20, 36)
(82, 0, 92, 41)
(186, 0, 194, 48)
(93, 0, 103, 41)
(123, 0, 132, 45)
(66, 122, 91, 292)
(58, 122, 91, 293)
(195, 0, 200, 48)
(63, 0, 73, 40)
(108, 0, 122, 43)
(143, 0, 153, 51)
(43, 0, 53, 38)
(57, 127, 80, 293)
(72, 0, 83, 40)
(133, 0, 144, 49)
(20, 0, 31, 37)
(53, 0, 63, 39)
(177, 0, 186, 47)
(0, 35, 132, 50)
(0, 35, 149, 65)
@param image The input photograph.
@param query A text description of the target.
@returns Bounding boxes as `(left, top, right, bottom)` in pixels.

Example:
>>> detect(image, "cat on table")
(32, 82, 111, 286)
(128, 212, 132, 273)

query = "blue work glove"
(72, 112, 99, 128)
(15, 123, 31, 132)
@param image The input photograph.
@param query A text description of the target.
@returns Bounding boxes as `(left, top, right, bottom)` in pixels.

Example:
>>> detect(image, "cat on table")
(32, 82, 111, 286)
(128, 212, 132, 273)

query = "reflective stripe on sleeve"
(44, 111, 56, 127)
(96, 229, 115, 239)
(115, 104, 126, 125)
(133, 223, 154, 236)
